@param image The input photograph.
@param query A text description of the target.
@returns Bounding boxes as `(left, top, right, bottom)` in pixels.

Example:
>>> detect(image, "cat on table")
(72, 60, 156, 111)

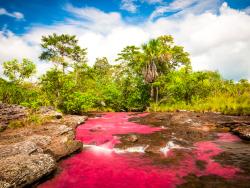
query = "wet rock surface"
(129, 112, 250, 141)
(38, 112, 250, 188)
(117, 112, 226, 154)
(113, 112, 250, 171)
(178, 174, 250, 188)
(232, 125, 250, 140)
(0, 104, 87, 188)
(124, 112, 250, 187)
(1, 109, 250, 188)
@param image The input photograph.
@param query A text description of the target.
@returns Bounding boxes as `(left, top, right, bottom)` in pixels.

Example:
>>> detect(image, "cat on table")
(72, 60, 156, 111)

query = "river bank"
(1, 103, 250, 188)
(0, 103, 87, 188)
(39, 112, 250, 188)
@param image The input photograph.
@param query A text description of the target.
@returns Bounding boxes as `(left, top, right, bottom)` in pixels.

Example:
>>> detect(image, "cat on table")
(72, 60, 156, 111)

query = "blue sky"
(0, 0, 250, 80)
(1, 0, 249, 34)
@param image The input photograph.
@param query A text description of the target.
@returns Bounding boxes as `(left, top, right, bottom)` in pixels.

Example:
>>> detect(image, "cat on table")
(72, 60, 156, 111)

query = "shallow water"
(39, 112, 250, 188)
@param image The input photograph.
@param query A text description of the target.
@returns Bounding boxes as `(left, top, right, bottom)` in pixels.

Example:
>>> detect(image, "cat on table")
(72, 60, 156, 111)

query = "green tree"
(93, 57, 111, 75)
(39, 33, 87, 74)
(113, 60, 149, 111)
(3, 58, 36, 83)
(117, 35, 190, 103)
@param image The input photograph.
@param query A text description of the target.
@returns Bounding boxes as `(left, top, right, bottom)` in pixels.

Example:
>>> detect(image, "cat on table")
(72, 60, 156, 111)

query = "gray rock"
(0, 154, 56, 188)
(56, 125, 73, 135)
(38, 106, 62, 119)
(0, 135, 51, 159)
(0, 103, 27, 127)
(0, 105, 86, 187)
(63, 115, 88, 126)
(77, 117, 87, 125)
(46, 125, 82, 160)
(0, 141, 39, 159)
(27, 135, 52, 148)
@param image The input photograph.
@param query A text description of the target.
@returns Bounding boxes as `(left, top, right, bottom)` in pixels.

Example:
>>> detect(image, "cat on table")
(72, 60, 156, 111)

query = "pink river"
(39, 112, 241, 188)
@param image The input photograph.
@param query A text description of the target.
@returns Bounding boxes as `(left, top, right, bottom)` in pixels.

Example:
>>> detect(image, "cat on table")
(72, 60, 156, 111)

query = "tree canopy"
(1, 33, 249, 115)
(3, 58, 36, 83)
(39, 33, 87, 73)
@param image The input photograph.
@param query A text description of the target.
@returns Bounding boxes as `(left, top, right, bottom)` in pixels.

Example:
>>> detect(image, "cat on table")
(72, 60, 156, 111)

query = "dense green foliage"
(3, 58, 36, 83)
(0, 33, 249, 115)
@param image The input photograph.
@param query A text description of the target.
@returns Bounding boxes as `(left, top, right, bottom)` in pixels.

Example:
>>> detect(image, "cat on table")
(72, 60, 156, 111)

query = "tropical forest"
(0, 1, 250, 188)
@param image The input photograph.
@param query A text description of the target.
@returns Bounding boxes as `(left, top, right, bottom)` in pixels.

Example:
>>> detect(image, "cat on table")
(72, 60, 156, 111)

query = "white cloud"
(0, 8, 24, 20)
(243, 6, 250, 14)
(0, 30, 51, 77)
(120, 0, 138, 13)
(146, 3, 250, 80)
(65, 5, 124, 34)
(142, 0, 162, 4)
(120, 0, 162, 13)
(0, 3, 250, 80)
(149, 0, 220, 21)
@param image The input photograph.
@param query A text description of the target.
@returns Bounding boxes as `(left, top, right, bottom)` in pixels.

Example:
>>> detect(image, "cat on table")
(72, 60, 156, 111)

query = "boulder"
(45, 124, 82, 160)
(0, 104, 88, 187)
(62, 115, 88, 127)
(232, 125, 250, 140)
(0, 141, 39, 159)
(0, 154, 56, 188)
(38, 106, 62, 119)
(0, 103, 27, 130)
(0, 135, 52, 159)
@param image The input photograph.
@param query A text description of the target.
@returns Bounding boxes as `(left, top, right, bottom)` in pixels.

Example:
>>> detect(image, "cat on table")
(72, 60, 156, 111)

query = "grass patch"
(8, 112, 53, 129)
(149, 93, 250, 116)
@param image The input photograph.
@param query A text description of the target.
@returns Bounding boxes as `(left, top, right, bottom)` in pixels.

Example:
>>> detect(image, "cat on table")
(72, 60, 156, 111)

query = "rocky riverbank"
(1, 104, 250, 188)
(117, 112, 250, 154)
(38, 112, 250, 188)
(0, 103, 87, 188)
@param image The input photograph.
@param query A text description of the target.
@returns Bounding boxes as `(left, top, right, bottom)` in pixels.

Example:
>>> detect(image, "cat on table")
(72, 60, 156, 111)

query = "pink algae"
(76, 112, 161, 148)
(217, 132, 241, 142)
(193, 141, 239, 178)
(39, 113, 240, 188)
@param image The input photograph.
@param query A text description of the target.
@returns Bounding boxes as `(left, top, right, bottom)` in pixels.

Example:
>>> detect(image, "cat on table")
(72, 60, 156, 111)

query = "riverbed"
(39, 112, 250, 188)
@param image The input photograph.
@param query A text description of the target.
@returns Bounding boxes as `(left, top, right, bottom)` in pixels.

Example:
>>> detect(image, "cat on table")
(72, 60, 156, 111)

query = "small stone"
(127, 134, 138, 142)
(55, 112, 63, 119)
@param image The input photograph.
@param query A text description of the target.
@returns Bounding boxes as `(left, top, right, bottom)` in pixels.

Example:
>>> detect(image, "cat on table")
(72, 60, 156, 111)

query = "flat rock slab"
(0, 154, 56, 188)
(0, 104, 88, 188)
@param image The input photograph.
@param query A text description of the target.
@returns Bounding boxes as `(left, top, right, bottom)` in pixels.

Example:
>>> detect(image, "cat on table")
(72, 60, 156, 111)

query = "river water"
(39, 112, 250, 188)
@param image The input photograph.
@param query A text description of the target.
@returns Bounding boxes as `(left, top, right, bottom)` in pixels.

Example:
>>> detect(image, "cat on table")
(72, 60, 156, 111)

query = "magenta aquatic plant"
(39, 113, 240, 188)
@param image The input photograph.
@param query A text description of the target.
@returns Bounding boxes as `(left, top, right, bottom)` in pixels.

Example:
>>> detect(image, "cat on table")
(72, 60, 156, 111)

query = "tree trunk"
(156, 86, 159, 104)
(150, 84, 154, 101)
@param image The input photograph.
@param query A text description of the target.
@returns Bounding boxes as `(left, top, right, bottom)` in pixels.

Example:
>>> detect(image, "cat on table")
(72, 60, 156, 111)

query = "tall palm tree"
(140, 36, 190, 103)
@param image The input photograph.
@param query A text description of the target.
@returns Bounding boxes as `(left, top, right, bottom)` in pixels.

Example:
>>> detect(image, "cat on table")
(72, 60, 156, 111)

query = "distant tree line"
(0, 33, 249, 115)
